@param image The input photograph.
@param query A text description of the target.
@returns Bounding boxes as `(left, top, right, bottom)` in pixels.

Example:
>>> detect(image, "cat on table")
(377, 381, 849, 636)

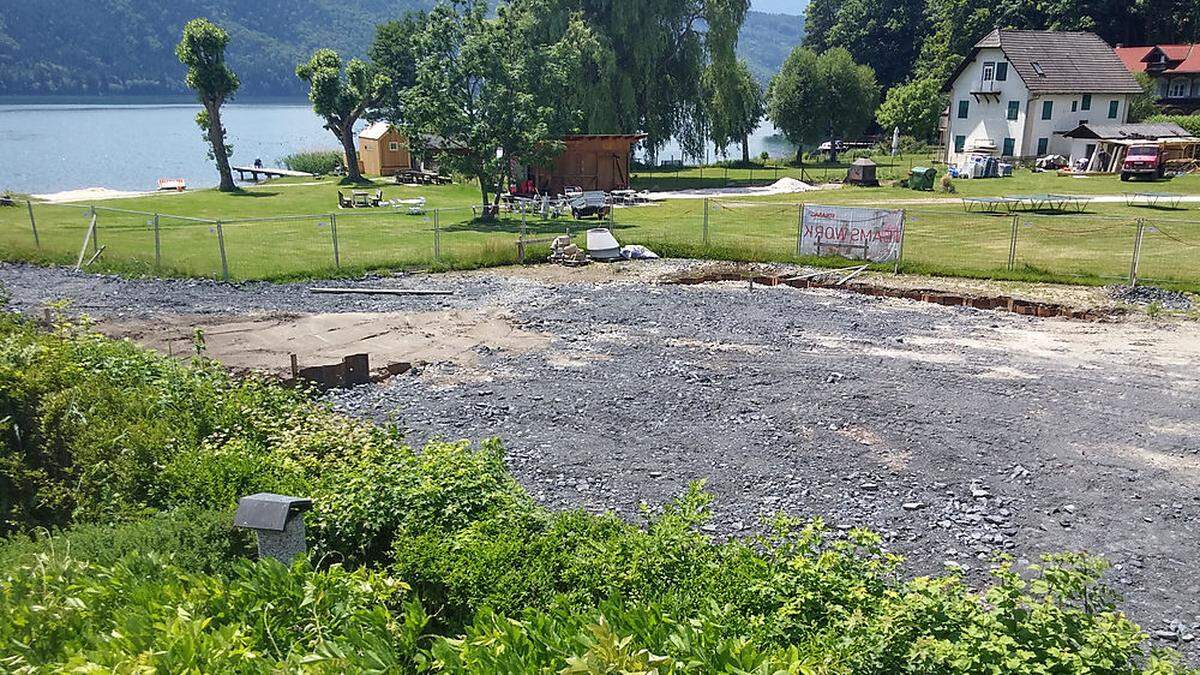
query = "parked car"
(1121, 145, 1166, 181)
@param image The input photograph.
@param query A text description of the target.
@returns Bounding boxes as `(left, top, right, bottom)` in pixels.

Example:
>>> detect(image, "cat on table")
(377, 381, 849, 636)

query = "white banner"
(800, 204, 905, 262)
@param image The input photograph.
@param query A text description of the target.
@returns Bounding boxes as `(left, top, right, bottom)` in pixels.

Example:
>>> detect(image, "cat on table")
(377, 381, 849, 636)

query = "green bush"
(0, 507, 253, 575)
(1146, 114, 1200, 137)
(281, 149, 344, 175)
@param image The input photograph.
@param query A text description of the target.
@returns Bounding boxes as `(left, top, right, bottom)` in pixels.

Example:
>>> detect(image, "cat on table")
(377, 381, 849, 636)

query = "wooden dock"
(232, 166, 314, 181)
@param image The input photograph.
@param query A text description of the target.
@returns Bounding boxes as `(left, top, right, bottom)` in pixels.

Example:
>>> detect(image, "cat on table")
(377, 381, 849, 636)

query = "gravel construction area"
(3, 261, 1200, 654)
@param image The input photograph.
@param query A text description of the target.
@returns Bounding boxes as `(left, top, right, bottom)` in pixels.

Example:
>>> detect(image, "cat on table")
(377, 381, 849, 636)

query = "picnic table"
(395, 169, 451, 186)
(352, 191, 372, 208)
(1124, 192, 1184, 209)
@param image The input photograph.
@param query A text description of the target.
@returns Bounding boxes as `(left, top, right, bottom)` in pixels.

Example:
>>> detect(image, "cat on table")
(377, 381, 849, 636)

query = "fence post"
(703, 197, 710, 247)
(518, 205, 528, 264)
(433, 208, 441, 259)
(1007, 214, 1019, 271)
(90, 205, 99, 253)
(26, 201, 40, 248)
(1129, 218, 1146, 286)
(894, 210, 907, 275)
(153, 213, 161, 269)
(215, 220, 230, 282)
(330, 213, 340, 268)
(795, 204, 804, 256)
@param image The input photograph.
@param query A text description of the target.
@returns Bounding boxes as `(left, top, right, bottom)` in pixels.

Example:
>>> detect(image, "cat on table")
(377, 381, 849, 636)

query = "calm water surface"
(0, 100, 795, 194)
(0, 101, 335, 194)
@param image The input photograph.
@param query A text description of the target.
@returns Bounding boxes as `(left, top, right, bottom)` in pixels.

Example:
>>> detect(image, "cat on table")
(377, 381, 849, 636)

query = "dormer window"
(1032, 62, 1045, 77)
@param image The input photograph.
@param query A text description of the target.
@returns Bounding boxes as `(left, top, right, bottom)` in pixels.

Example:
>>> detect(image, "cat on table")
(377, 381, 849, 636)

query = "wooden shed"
(355, 122, 415, 177)
(530, 134, 646, 194)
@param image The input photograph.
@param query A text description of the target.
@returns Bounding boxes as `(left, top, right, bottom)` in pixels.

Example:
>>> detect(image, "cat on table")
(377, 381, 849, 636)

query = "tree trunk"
(795, 145, 804, 166)
(207, 102, 236, 192)
(742, 135, 751, 164)
(340, 126, 363, 182)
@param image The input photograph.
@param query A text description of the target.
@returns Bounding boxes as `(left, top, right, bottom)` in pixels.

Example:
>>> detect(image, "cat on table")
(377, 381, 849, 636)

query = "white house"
(942, 29, 1145, 167)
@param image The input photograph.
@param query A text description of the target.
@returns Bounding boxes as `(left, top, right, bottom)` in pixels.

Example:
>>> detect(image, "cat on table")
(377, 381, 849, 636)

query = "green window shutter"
(1006, 101, 1020, 120)
(1002, 138, 1015, 156)
(1081, 94, 1091, 111)
(1041, 100, 1053, 120)
(1108, 100, 1119, 119)
(996, 62, 1008, 81)
(954, 135, 966, 152)
(957, 100, 970, 119)
(1036, 138, 1048, 155)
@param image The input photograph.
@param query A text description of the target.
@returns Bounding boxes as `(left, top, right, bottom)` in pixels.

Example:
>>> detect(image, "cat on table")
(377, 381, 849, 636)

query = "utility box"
(908, 167, 937, 191)
(846, 158, 879, 186)
(233, 493, 313, 563)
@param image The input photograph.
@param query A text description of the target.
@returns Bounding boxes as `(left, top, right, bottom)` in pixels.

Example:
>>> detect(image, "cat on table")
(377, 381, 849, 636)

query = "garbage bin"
(908, 167, 937, 191)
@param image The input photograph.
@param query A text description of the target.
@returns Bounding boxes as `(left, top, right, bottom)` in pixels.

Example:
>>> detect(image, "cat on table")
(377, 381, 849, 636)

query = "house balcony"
(970, 80, 1002, 101)
(1154, 96, 1200, 115)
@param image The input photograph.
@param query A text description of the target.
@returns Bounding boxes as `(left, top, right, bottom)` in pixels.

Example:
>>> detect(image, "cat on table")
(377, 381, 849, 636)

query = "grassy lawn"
(2, 169, 1199, 289)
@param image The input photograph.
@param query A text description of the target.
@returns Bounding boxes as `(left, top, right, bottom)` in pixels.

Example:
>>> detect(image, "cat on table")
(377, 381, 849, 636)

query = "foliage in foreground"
(281, 149, 345, 176)
(0, 316, 1194, 672)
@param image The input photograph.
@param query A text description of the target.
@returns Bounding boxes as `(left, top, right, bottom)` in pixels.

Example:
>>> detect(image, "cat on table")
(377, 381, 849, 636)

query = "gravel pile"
(1109, 284, 1194, 311)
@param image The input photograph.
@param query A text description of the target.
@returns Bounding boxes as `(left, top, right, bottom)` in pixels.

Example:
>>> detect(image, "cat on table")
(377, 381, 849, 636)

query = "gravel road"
(4, 261, 1199, 654)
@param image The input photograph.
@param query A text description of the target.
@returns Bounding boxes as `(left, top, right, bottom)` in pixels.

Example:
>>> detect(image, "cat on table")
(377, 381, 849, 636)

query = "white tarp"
(799, 204, 905, 262)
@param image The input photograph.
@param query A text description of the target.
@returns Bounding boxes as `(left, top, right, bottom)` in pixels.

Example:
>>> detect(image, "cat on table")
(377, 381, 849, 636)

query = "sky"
(752, 0, 807, 15)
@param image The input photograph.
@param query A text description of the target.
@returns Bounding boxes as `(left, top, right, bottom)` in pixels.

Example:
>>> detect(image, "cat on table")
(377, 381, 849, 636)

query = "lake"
(0, 100, 795, 194)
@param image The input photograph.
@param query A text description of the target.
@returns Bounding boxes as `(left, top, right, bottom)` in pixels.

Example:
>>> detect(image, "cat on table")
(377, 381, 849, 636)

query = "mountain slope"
(737, 11, 806, 84)
(0, 2, 803, 97)
(0, 0, 430, 97)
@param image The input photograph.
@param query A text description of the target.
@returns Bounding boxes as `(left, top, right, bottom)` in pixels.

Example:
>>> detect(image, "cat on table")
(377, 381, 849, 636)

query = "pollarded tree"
(767, 47, 879, 164)
(297, 49, 390, 182)
(705, 60, 765, 164)
(176, 18, 239, 192)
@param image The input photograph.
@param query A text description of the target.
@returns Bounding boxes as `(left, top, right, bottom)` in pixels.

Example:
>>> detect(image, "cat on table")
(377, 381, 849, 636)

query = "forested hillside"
(0, 0, 432, 96)
(0, 2, 804, 97)
(738, 11, 806, 84)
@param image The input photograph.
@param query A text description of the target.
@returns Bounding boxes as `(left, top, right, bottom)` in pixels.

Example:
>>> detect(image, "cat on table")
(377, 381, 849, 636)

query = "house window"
(957, 100, 970, 119)
(388, 141, 399, 151)
(996, 62, 1008, 81)
(954, 135, 966, 153)
(1169, 77, 1190, 98)
(1036, 138, 1049, 155)
(982, 62, 995, 81)
(1108, 100, 1120, 119)
(1032, 61, 1046, 77)
(1081, 94, 1092, 111)
(1006, 101, 1020, 121)
(1071, 101, 1078, 112)
(1002, 138, 1015, 157)
(1041, 100, 1054, 120)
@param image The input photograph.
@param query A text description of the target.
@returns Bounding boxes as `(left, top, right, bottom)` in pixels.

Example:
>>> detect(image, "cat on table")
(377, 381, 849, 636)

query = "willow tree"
(176, 18, 239, 192)
(297, 49, 390, 182)
(767, 47, 879, 164)
(705, 60, 765, 163)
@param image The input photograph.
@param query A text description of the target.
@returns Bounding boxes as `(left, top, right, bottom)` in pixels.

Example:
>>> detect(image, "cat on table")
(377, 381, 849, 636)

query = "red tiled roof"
(1116, 44, 1200, 74)
(1115, 46, 1154, 73)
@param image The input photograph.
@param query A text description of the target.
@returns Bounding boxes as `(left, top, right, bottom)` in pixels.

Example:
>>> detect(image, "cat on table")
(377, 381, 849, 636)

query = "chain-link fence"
(3, 198, 1198, 289)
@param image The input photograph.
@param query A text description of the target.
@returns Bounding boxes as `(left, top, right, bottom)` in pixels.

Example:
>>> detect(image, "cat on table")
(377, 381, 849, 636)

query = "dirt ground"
(3, 260, 1199, 653)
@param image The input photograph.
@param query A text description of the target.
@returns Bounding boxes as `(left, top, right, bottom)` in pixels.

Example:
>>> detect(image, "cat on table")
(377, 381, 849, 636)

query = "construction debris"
(1108, 284, 1194, 310)
(308, 287, 455, 296)
(549, 235, 589, 266)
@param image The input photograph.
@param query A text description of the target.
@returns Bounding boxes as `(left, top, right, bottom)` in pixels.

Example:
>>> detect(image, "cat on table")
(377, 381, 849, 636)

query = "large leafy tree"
(296, 49, 390, 182)
(704, 60, 765, 163)
(403, 0, 591, 211)
(768, 47, 879, 164)
(875, 76, 946, 143)
(514, 0, 750, 157)
(368, 13, 426, 126)
(803, 0, 928, 91)
(175, 18, 239, 192)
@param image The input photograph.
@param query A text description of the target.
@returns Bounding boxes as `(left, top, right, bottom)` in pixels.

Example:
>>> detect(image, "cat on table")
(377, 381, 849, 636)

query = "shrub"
(1145, 114, 1200, 137)
(281, 149, 344, 175)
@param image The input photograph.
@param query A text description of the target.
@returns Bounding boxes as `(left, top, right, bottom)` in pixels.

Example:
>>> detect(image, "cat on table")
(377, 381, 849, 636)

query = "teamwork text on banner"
(800, 205, 905, 262)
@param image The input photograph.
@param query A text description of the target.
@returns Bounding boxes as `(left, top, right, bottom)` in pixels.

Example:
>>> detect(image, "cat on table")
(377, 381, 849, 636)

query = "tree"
(804, 0, 928, 90)
(176, 18, 239, 192)
(875, 76, 946, 142)
(767, 47, 880, 163)
(705, 60, 765, 163)
(296, 49, 390, 183)
(512, 0, 751, 155)
(1128, 73, 1160, 123)
(403, 0, 590, 211)
(369, 13, 426, 125)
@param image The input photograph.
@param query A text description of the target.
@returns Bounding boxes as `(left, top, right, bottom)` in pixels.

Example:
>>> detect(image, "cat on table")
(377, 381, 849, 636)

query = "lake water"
(1, 100, 795, 194)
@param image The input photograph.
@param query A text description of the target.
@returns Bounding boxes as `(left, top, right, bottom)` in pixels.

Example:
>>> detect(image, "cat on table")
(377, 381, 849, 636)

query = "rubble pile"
(1109, 284, 1193, 311)
(549, 235, 589, 267)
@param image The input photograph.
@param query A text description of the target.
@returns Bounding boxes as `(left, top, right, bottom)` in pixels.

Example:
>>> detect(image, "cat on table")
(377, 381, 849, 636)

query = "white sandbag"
(620, 245, 659, 260)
